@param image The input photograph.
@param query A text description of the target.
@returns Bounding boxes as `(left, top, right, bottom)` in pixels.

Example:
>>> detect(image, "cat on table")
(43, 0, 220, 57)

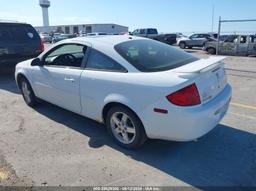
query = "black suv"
(0, 21, 44, 70)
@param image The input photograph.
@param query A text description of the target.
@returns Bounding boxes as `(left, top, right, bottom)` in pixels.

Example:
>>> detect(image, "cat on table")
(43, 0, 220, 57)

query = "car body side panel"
(79, 69, 189, 124)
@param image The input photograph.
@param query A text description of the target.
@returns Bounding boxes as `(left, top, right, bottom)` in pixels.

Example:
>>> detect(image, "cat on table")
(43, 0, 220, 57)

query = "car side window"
(43, 44, 87, 68)
(86, 49, 127, 72)
(240, 36, 247, 44)
(190, 34, 198, 39)
(0, 26, 12, 41)
(250, 35, 256, 43)
(203, 34, 211, 38)
(140, 29, 146, 34)
(225, 35, 238, 43)
(132, 30, 139, 35)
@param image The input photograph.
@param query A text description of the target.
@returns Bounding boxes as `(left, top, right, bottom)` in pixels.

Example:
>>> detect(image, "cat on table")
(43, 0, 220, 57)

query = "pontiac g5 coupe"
(15, 36, 232, 149)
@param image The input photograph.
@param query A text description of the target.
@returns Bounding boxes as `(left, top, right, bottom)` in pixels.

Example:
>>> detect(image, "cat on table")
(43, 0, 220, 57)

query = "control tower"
(39, 0, 50, 27)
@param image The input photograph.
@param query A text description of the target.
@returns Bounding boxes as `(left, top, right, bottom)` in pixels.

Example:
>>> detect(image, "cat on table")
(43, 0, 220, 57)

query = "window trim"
(41, 43, 89, 69)
(84, 48, 128, 73)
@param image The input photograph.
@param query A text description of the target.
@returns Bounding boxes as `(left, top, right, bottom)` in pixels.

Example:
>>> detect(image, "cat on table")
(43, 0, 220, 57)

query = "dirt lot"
(0, 48, 255, 189)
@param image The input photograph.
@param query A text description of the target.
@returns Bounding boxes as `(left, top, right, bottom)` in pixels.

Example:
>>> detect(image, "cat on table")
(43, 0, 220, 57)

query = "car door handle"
(64, 77, 75, 82)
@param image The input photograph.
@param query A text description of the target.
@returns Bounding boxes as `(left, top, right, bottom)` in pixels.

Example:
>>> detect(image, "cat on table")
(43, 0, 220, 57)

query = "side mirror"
(31, 58, 43, 66)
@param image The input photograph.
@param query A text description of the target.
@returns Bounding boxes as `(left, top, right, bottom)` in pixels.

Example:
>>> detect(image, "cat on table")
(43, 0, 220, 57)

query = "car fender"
(103, 93, 142, 116)
(102, 93, 150, 135)
(15, 63, 34, 89)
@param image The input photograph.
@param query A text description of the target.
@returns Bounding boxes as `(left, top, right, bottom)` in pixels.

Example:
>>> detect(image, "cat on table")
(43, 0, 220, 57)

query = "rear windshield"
(114, 39, 198, 72)
(0, 24, 39, 42)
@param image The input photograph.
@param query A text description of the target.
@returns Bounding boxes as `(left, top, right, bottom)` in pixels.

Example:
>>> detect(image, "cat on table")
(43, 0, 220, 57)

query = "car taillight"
(40, 40, 44, 52)
(166, 83, 201, 106)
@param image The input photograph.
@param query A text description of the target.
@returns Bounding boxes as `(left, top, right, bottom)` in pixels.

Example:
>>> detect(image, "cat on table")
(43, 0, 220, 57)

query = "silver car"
(178, 33, 217, 49)
(39, 33, 52, 43)
(204, 35, 256, 56)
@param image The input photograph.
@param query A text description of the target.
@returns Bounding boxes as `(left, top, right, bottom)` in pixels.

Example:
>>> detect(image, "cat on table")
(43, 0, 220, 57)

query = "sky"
(1, 0, 256, 33)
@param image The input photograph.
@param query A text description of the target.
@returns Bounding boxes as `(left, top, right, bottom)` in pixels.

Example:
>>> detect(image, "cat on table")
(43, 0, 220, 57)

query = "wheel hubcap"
(110, 112, 136, 144)
(22, 81, 31, 103)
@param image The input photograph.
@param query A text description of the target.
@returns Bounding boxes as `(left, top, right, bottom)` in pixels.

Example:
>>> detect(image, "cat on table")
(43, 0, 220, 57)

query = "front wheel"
(207, 47, 216, 55)
(19, 77, 38, 107)
(179, 42, 186, 49)
(106, 106, 147, 149)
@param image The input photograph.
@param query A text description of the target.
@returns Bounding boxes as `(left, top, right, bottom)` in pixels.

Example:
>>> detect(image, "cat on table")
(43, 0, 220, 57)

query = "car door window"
(140, 29, 146, 34)
(190, 34, 198, 39)
(0, 26, 12, 42)
(86, 49, 127, 72)
(225, 35, 238, 43)
(44, 44, 87, 68)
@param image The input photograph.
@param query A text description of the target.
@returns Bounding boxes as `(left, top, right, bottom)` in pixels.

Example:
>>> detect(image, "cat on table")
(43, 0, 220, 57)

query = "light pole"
(211, 4, 215, 32)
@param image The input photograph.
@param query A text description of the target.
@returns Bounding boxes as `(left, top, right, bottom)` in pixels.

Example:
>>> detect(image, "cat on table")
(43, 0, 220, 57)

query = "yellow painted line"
(0, 169, 9, 180)
(229, 112, 256, 120)
(230, 102, 256, 111)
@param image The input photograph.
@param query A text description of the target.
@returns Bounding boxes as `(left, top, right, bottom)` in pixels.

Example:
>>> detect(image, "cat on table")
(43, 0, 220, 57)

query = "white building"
(35, 23, 128, 34)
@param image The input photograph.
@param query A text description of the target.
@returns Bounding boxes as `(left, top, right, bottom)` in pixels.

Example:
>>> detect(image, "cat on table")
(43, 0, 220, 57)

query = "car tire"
(179, 42, 186, 49)
(19, 77, 38, 107)
(207, 47, 216, 55)
(106, 106, 147, 149)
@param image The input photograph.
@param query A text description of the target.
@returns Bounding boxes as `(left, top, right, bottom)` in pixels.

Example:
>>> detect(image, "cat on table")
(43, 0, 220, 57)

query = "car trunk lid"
(173, 56, 228, 104)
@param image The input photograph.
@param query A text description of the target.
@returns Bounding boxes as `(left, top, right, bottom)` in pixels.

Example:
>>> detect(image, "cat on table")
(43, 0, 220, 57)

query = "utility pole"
(217, 16, 221, 55)
(211, 4, 215, 32)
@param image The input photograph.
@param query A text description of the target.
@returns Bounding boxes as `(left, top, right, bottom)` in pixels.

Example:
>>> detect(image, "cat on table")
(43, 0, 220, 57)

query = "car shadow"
(0, 73, 20, 94)
(185, 48, 204, 54)
(33, 102, 256, 189)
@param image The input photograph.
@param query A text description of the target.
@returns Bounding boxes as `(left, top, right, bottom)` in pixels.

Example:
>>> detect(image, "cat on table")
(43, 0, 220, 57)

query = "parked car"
(132, 28, 177, 45)
(178, 33, 217, 49)
(52, 34, 76, 43)
(176, 33, 188, 44)
(79, 32, 108, 37)
(0, 21, 44, 69)
(204, 35, 256, 56)
(15, 36, 231, 149)
(39, 33, 52, 43)
(87, 32, 108, 36)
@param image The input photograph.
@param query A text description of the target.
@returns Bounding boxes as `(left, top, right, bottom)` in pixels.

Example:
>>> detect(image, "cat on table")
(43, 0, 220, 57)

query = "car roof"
(66, 35, 146, 47)
(53, 35, 148, 72)
(0, 20, 27, 24)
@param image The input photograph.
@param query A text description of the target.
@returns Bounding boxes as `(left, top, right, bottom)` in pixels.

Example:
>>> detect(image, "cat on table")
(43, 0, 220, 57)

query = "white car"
(15, 35, 232, 149)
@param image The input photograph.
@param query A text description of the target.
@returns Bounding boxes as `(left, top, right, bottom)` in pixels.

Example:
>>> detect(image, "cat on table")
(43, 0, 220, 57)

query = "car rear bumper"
(139, 84, 232, 141)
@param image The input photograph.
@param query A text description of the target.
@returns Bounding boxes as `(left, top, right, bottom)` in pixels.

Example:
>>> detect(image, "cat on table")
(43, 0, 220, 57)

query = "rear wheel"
(19, 77, 38, 107)
(179, 42, 186, 49)
(207, 47, 216, 55)
(106, 106, 147, 149)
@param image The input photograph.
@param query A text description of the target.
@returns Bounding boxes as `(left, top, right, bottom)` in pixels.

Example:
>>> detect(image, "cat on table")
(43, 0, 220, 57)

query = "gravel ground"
(0, 47, 255, 190)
